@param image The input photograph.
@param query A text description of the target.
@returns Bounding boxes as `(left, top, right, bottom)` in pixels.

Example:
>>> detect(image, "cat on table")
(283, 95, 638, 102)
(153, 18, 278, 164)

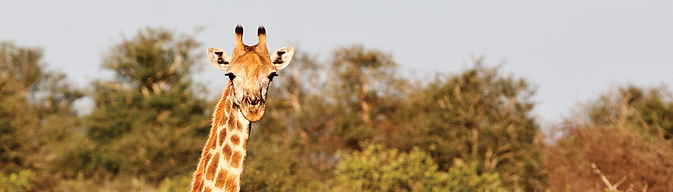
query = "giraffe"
(190, 25, 294, 192)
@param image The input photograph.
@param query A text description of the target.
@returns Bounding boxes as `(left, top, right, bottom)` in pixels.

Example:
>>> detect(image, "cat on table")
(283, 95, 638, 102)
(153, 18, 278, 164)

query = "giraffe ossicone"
(190, 25, 294, 192)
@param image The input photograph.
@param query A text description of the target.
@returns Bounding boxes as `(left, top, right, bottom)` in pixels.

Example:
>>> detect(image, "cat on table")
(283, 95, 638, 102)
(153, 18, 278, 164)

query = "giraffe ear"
(270, 47, 294, 70)
(208, 47, 232, 71)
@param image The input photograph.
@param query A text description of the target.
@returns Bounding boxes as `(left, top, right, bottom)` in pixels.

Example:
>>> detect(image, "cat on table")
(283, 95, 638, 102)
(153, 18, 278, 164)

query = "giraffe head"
(207, 25, 294, 122)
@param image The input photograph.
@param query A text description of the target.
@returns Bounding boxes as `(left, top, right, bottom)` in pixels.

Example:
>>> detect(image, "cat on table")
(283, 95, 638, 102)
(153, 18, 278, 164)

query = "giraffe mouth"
(240, 96, 266, 122)
(241, 104, 265, 122)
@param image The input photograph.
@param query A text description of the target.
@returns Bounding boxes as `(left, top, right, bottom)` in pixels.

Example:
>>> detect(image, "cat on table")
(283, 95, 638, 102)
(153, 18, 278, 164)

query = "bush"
(333, 143, 504, 192)
(0, 170, 34, 192)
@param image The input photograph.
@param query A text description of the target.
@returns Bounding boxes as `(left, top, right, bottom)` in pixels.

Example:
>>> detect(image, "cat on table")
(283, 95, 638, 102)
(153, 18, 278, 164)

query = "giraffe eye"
(225, 73, 236, 80)
(268, 72, 278, 81)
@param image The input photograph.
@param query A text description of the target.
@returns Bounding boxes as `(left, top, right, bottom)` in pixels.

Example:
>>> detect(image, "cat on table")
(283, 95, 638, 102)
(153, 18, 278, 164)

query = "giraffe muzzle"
(240, 95, 266, 122)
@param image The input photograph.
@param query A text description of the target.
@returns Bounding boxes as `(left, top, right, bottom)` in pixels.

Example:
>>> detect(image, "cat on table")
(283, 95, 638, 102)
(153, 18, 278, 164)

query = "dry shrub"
(546, 123, 673, 192)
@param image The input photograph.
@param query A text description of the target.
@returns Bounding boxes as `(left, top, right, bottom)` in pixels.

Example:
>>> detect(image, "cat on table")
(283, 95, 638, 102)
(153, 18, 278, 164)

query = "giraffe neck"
(191, 83, 251, 192)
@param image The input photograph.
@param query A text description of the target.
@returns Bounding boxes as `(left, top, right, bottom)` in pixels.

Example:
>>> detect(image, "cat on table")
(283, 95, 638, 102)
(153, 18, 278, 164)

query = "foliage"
(240, 132, 327, 192)
(328, 45, 406, 149)
(50, 27, 210, 184)
(445, 159, 504, 192)
(547, 85, 673, 192)
(0, 170, 34, 192)
(54, 175, 191, 192)
(547, 124, 673, 192)
(401, 59, 546, 191)
(332, 142, 504, 192)
(0, 41, 82, 190)
(587, 85, 673, 141)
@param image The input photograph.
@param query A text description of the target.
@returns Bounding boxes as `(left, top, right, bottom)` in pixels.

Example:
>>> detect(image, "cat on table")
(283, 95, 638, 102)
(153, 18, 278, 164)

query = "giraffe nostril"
(245, 96, 260, 105)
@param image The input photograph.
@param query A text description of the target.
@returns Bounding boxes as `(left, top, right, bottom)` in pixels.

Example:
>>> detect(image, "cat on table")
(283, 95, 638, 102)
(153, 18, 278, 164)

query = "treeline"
(1, 27, 672, 192)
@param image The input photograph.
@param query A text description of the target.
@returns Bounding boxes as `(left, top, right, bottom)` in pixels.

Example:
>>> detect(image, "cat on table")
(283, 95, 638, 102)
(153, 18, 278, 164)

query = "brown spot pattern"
(237, 121, 244, 131)
(193, 80, 265, 191)
(230, 135, 240, 145)
(199, 153, 213, 175)
(225, 175, 238, 191)
(218, 117, 227, 129)
(206, 153, 220, 180)
(215, 169, 229, 188)
(227, 115, 237, 131)
(192, 87, 232, 192)
(208, 137, 217, 150)
(222, 144, 233, 161)
(231, 151, 242, 168)
(218, 129, 227, 146)
(224, 99, 232, 114)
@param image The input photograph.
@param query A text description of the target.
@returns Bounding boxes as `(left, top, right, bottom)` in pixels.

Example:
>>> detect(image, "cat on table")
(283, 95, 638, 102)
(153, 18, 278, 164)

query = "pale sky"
(2, 1, 672, 127)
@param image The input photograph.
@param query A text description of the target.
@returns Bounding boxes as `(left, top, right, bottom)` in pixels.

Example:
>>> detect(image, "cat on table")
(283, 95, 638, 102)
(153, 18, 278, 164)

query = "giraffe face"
(207, 26, 294, 122)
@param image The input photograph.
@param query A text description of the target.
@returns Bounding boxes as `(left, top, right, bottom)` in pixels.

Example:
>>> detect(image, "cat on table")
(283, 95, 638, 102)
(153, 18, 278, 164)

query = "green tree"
(327, 45, 407, 150)
(404, 59, 546, 191)
(52, 27, 210, 184)
(587, 85, 673, 141)
(0, 41, 82, 190)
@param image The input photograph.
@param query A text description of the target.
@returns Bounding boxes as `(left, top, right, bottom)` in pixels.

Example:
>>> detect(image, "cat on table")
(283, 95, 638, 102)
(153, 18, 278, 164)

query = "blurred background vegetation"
(1, 27, 672, 192)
